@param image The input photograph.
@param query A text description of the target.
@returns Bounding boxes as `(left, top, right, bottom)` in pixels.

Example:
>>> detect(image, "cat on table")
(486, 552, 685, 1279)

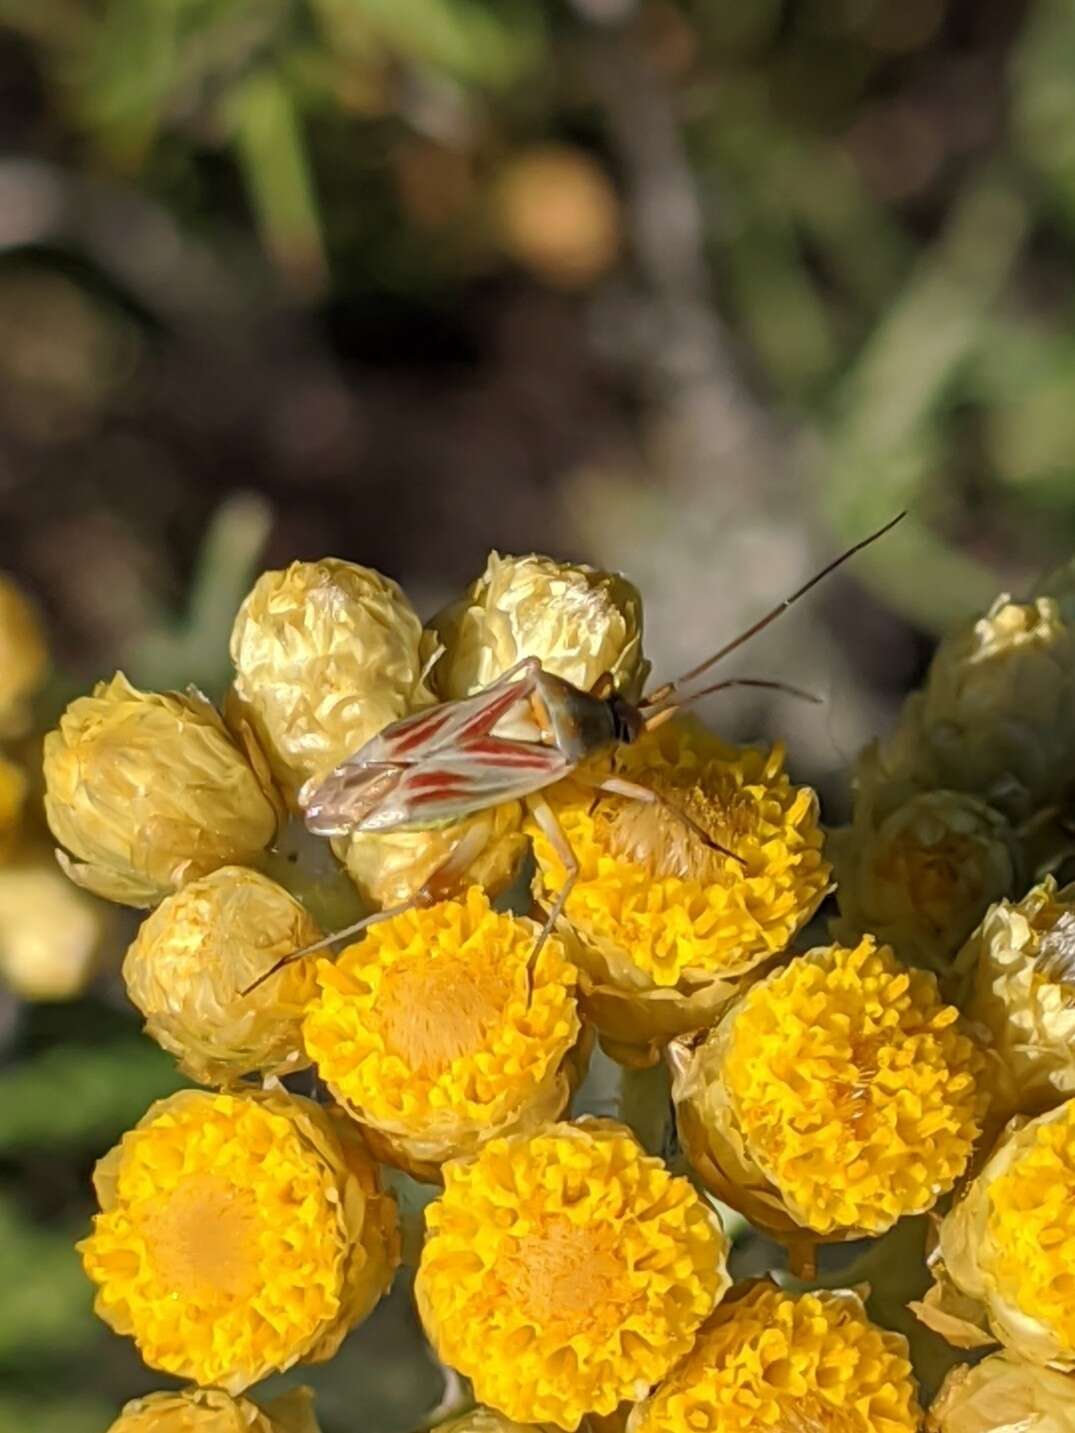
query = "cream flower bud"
(123, 867, 321, 1086)
(929, 1353, 1075, 1433)
(953, 877, 1075, 1118)
(229, 559, 433, 802)
(108, 1386, 321, 1433)
(829, 788, 1018, 975)
(917, 1100, 1075, 1368)
(0, 573, 47, 734)
(861, 595, 1075, 825)
(427, 551, 648, 705)
(0, 853, 108, 1000)
(44, 673, 279, 908)
(333, 804, 528, 911)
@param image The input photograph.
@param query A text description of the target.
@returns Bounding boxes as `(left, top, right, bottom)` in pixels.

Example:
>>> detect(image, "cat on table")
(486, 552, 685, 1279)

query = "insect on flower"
(244, 514, 906, 994)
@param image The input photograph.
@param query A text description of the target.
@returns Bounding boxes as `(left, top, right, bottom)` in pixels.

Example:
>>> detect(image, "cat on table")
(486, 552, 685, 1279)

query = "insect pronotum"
(243, 512, 906, 994)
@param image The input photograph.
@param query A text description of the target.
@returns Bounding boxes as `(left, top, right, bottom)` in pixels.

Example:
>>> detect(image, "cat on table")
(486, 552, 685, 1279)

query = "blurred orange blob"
(493, 145, 621, 290)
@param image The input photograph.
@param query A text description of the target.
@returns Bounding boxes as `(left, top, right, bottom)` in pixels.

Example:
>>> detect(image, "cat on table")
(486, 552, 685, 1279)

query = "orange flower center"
(606, 776, 755, 881)
(140, 1175, 259, 1302)
(500, 1217, 622, 1332)
(375, 955, 511, 1075)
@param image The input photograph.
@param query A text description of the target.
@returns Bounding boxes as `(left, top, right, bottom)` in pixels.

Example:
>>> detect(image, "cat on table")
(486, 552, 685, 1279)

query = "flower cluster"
(43, 542, 1075, 1430)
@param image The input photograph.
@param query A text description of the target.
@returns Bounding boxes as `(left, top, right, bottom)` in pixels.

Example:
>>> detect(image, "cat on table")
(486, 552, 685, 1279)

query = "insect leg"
(240, 902, 416, 996)
(527, 792, 581, 978)
(593, 774, 747, 868)
(241, 820, 495, 998)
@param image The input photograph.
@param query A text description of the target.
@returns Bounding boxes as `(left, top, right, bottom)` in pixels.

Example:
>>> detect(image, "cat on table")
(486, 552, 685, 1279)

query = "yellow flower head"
(416, 1119, 729, 1430)
(954, 877, 1075, 1118)
(44, 673, 279, 907)
(830, 788, 1017, 975)
(303, 887, 583, 1178)
(0, 753, 27, 860)
(0, 572, 47, 734)
(529, 720, 831, 1064)
(929, 1100, 1075, 1368)
(229, 558, 432, 803)
(928, 1353, 1075, 1433)
(123, 867, 321, 1086)
(627, 1284, 921, 1433)
(80, 1088, 398, 1392)
(428, 551, 648, 705)
(333, 803, 528, 911)
(673, 938, 987, 1237)
(859, 595, 1075, 825)
(108, 1385, 321, 1433)
(0, 853, 107, 1000)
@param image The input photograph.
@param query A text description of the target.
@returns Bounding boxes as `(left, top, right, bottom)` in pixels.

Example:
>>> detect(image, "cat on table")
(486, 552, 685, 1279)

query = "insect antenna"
(240, 901, 414, 996)
(643, 676, 821, 729)
(640, 511, 907, 711)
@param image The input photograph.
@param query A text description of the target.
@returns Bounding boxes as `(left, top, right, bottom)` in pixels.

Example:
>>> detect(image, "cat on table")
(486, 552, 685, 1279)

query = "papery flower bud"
(416, 1119, 729, 1431)
(0, 753, 27, 859)
(80, 1088, 399, 1392)
(928, 1353, 1075, 1432)
(229, 559, 433, 802)
(428, 551, 648, 705)
(44, 673, 279, 907)
(303, 887, 586, 1179)
(916, 1100, 1075, 1368)
(673, 937, 987, 1240)
(0, 853, 108, 1000)
(627, 1283, 921, 1433)
(333, 803, 528, 911)
(108, 1385, 321, 1433)
(0, 573, 47, 734)
(953, 877, 1075, 1118)
(123, 867, 321, 1086)
(529, 719, 830, 1066)
(859, 595, 1075, 825)
(829, 788, 1018, 976)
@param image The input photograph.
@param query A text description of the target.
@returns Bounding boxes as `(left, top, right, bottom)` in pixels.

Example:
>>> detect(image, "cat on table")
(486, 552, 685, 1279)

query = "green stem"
(617, 1061, 671, 1156)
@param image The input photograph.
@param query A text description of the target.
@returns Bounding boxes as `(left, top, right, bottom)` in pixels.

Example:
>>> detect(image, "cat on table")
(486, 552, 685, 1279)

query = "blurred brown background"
(2, 0, 1075, 1427)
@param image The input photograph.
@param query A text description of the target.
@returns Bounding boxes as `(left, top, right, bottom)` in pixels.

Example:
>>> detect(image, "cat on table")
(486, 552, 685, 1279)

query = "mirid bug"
(243, 512, 905, 993)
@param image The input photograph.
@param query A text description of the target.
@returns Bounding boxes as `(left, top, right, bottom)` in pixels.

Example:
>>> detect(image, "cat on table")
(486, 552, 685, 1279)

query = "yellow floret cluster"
(628, 1284, 921, 1433)
(416, 1120, 729, 1430)
(79, 1089, 398, 1392)
(532, 721, 830, 989)
(303, 887, 583, 1175)
(719, 938, 985, 1232)
(984, 1101, 1075, 1349)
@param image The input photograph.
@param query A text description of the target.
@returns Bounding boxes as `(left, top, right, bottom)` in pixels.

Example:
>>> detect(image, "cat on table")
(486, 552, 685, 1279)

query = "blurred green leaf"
(1014, 0, 1075, 233)
(0, 1196, 95, 1363)
(0, 1393, 114, 1433)
(228, 70, 327, 294)
(822, 167, 1030, 630)
(0, 1038, 185, 1153)
(126, 492, 272, 697)
(348, 0, 545, 90)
